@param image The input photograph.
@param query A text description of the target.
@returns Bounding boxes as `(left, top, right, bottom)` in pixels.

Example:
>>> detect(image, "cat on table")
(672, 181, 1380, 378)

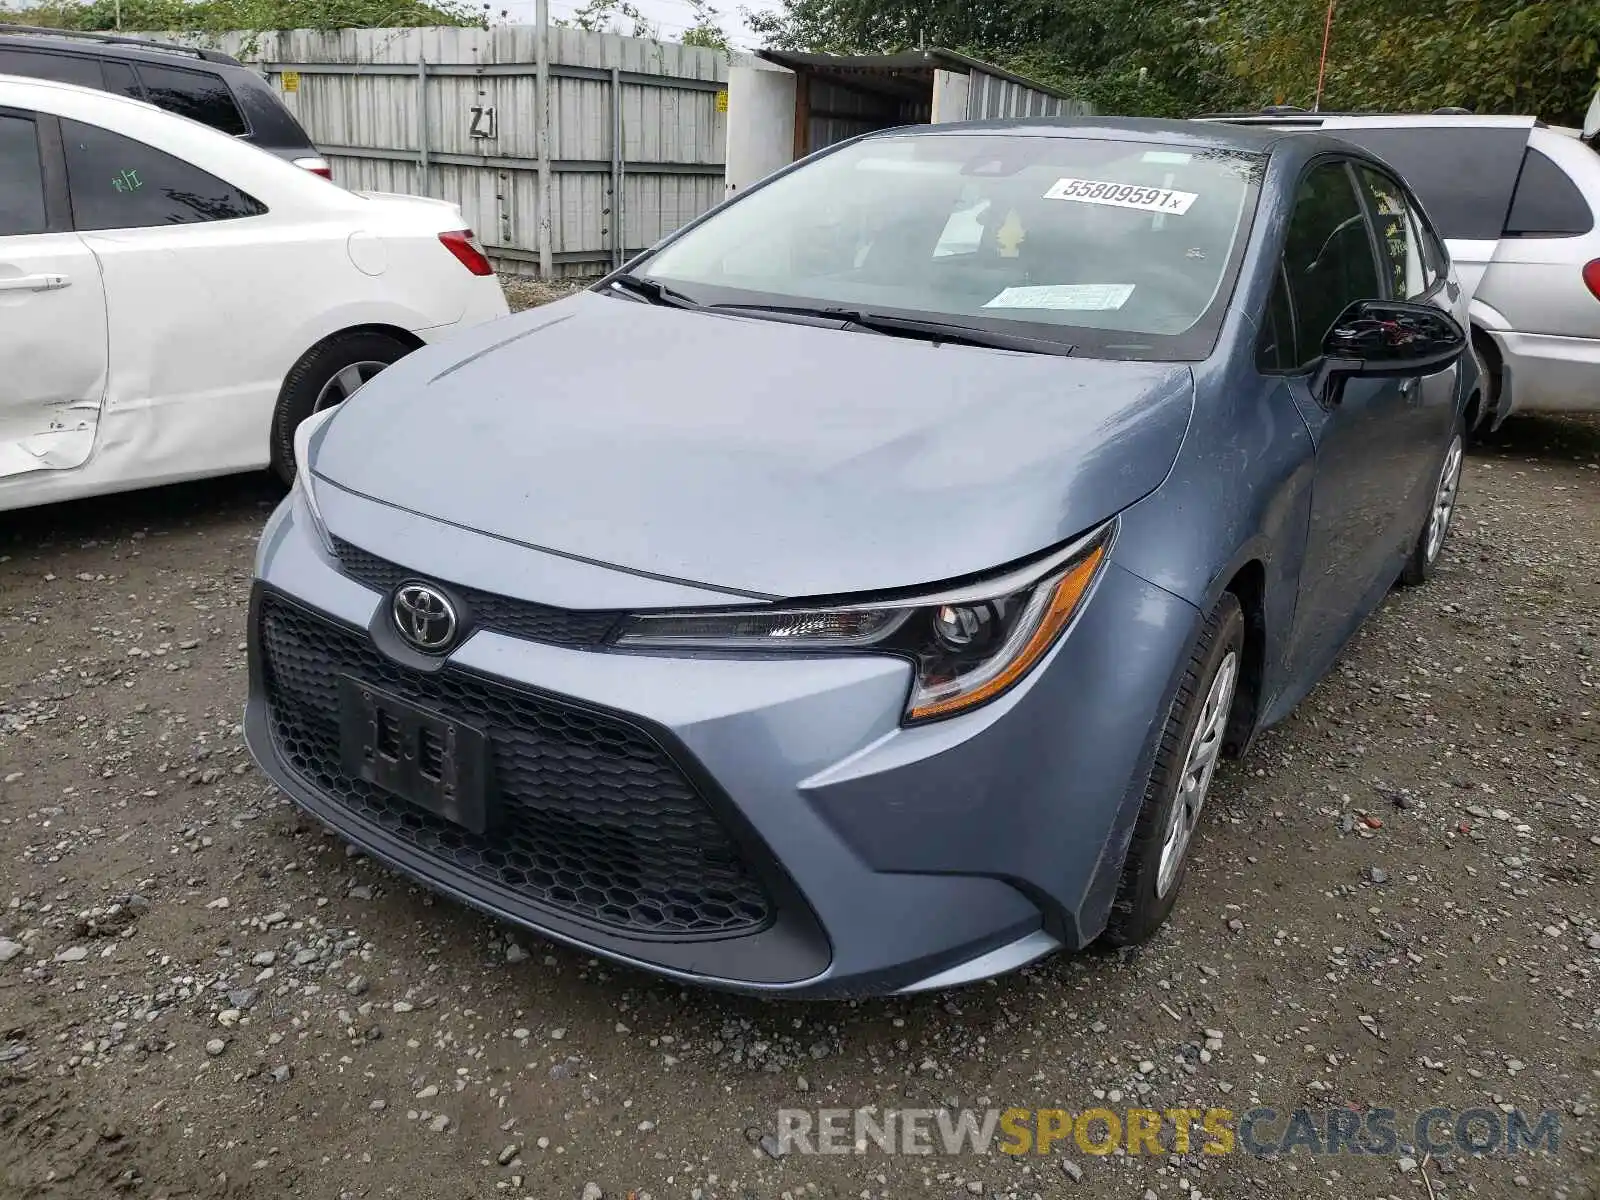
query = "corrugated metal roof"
(755, 47, 1077, 103)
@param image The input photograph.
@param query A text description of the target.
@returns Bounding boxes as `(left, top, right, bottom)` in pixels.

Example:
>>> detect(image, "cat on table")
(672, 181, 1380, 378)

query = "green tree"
(0, 0, 488, 31)
(741, 0, 1242, 116)
(680, 0, 730, 51)
(1211, 0, 1600, 125)
(555, 0, 658, 38)
(741, 0, 1599, 121)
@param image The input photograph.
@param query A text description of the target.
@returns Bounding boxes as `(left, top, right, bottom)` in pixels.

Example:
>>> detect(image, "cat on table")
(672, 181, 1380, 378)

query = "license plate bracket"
(338, 676, 491, 835)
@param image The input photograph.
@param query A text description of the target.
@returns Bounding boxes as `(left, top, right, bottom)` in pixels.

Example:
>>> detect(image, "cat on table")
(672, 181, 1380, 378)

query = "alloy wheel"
(1156, 650, 1238, 899)
(1425, 435, 1464, 564)
(313, 361, 389, 413)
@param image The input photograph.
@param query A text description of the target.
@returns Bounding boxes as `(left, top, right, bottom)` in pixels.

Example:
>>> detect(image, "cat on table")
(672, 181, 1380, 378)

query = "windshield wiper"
(707, 303, 1075, 357)
(606, 273, 700, 308)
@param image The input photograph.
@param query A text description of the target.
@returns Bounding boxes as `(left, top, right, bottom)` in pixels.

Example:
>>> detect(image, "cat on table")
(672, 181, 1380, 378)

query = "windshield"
(637, 133, 1264, 359)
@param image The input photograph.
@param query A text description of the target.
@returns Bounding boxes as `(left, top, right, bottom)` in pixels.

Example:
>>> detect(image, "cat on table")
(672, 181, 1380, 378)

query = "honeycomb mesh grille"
(331, 538, 622, 648)
(258, 593, 773, 938)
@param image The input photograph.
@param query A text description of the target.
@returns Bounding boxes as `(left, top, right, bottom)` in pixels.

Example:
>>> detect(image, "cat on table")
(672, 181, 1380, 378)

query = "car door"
(1262, 158, 1415, 682)
(55, 114, 290, 477)
(1351, 163, 1460, 505)
(0, 107, 109, 482)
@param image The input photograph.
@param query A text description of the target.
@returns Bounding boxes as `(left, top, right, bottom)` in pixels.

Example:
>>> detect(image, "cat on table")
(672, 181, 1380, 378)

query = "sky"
(497, 0, 781, 50)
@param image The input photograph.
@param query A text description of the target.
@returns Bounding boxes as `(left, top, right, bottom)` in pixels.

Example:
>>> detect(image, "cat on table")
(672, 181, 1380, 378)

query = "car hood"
(314, 293, 1194, 599)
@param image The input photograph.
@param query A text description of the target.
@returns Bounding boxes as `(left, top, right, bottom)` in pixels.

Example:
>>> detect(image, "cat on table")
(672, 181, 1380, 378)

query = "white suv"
(1205, 110, 1600, 427)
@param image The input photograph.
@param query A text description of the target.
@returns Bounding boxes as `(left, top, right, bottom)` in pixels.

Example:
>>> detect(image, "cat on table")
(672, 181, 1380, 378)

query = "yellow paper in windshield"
(997, 208, 1026, 257)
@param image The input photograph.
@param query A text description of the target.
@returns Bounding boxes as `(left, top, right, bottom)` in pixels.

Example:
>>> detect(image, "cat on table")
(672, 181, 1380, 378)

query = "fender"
(276, 298, 445, 375)
(1468, 295, 1514, 334)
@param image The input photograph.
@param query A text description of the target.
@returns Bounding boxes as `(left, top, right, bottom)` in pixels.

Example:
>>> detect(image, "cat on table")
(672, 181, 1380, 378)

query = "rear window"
(135, 63, 247, 137)
(1325, 126, 1527, 241)
(1504, 148, 1593, 237)
(61, 117, 266, 230)
(0, 46, 105, 90)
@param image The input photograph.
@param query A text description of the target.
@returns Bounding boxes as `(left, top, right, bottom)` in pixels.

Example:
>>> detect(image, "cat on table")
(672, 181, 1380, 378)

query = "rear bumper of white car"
(1496, 330, 1600, 415)
(417, 278, 509, 341)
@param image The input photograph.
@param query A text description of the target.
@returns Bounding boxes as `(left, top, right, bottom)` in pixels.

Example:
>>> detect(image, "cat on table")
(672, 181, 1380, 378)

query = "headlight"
(292, 407, 339, 555)
(613, 523, 1113, 723)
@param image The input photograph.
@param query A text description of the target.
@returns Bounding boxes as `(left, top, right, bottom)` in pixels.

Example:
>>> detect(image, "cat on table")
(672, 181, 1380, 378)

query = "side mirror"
(1312, 299, 1466, 406)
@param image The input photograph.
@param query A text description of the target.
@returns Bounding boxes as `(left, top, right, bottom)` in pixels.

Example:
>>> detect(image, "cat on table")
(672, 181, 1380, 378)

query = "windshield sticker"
(983, 284, 1135, 312)
(1140, 150, 1192, 164)
(1043, 177, 1198, 214)
(854, 157, 961, 175)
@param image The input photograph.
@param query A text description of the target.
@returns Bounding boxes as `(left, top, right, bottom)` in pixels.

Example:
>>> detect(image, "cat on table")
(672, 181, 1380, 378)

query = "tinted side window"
(1329, 127, 1526, 242)
(1281, 161, 1381, 368)
(134, 64, 247, 136)
(0, 47, 105, 90)
(0, 113, 47, 236)
(100, 60, 145, 101)
(61, 118, 265, 231)
(1355, 166, 1431, 299)
(1504, 148, 1593, 237)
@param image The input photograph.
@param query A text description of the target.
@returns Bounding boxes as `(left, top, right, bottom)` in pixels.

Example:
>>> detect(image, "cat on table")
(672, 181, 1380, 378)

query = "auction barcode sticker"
(1043, 177, 1198, 214)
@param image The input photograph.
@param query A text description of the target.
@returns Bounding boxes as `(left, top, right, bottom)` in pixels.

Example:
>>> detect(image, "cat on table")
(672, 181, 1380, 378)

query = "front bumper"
(243, 493, 1200, 997)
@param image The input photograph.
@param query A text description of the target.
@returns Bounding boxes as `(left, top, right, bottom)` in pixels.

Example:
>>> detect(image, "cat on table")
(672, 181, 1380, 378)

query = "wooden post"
(792, 70, 809, 161)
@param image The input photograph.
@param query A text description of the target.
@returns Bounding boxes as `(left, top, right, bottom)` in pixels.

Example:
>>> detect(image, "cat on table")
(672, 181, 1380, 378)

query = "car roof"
(1201, 111, 1540, 131)
(891, 115, 1294, 151)
(869, 114, 1394, 173)
(0, 25, 241, 69)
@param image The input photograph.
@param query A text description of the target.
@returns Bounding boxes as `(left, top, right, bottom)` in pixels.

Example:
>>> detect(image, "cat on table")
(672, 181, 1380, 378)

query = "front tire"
(270, 331, 413, 484)
(1101, 592, 1244, 947)
(1399, 425, 1464, 587)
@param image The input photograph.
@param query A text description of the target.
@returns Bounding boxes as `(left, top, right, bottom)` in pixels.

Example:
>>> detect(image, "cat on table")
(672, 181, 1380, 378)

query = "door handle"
(0, 274, 71, 293)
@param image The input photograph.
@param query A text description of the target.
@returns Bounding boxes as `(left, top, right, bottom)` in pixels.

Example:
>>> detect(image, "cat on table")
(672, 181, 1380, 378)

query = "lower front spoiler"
(241, 691, 842, 993)
(245, 688, 1059, 996)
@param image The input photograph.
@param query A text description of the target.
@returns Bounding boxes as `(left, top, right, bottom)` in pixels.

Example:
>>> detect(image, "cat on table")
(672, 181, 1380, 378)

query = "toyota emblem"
(392, 583, 458, 653)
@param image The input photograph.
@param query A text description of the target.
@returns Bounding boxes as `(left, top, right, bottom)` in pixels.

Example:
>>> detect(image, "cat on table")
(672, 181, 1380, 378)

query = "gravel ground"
(0, 302, 1596, 1198)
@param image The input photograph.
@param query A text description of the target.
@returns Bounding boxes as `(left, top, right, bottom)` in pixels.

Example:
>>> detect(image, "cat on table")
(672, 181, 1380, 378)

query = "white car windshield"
(638, 133, 1264, 359)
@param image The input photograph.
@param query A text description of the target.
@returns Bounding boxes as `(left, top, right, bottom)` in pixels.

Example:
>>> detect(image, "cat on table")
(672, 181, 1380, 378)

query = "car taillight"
(1584, 259, 1600, 301)
(438, 230, 495, 277)
(293, 156, 333, 179)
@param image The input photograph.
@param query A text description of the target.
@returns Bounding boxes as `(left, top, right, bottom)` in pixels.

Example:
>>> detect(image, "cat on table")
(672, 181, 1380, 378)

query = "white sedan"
(0, 74, 508, 511)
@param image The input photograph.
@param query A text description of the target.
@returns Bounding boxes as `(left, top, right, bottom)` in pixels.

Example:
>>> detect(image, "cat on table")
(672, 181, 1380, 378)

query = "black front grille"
(331, 538, 622, 648)
(257, 593, 773, 938)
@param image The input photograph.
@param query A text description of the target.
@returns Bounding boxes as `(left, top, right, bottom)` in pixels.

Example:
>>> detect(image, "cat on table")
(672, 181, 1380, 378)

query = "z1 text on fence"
(177, 26, 729, 278)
